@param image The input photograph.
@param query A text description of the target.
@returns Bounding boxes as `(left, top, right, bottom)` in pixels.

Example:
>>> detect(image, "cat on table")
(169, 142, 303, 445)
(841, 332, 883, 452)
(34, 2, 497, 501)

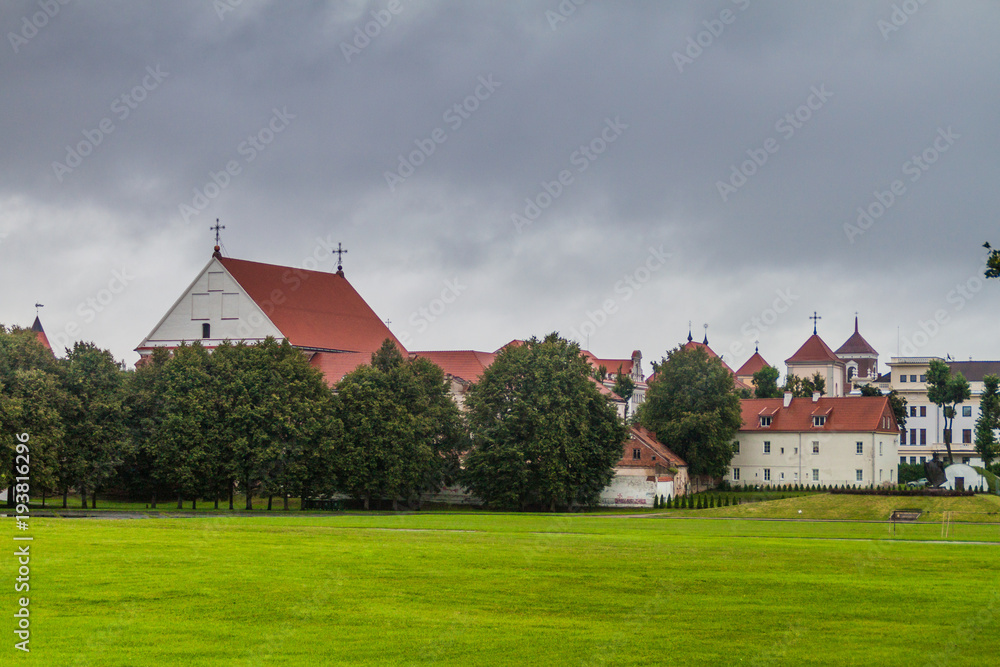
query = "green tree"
(335, 339, 464, 510)
(752, 365, 782, 398)
(120, 347, 172, 507)
(783, 372, 826, 398)
(636, 345, 743, 478)
(985, 241, 999, 279)
(463, 334, 626, 511)
(0, 324, 65, 507)
(612, 367, 636, 420)
(59, 342, 128, 508)
(926, 359, 971, 464)
(859, 384, 907, 429)
(974, 375, 1000, 466)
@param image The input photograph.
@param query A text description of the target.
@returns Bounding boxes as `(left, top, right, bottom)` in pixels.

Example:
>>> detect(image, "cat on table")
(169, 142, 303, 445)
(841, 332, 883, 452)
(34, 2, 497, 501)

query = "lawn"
(3, 510, 998, 665)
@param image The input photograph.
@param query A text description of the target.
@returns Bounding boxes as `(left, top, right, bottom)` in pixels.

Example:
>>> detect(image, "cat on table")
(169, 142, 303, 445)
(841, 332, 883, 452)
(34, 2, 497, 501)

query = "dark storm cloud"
(1, 0, 998, 367)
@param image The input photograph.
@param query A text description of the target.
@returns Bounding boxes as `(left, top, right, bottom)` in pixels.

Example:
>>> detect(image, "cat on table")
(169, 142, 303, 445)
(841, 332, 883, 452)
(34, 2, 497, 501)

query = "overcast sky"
(2, 0, 998, 374)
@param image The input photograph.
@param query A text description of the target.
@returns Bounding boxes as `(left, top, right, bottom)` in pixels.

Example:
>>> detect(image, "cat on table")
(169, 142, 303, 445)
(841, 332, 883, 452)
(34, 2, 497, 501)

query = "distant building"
(785, 332, 847, 397)
(735, 344, 771, 390)
(599, 425, 689, 505)
(31, 315, 52, 353)
(888, 356, 1000, 466)
(835, 316, 879, 388)
(729, 394, 900, 488)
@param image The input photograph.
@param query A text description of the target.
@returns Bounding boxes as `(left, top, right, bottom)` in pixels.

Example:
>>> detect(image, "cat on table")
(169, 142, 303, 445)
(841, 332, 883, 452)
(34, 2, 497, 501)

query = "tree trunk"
(283, 494, 289, 511)
(91, 490, 97, 509)
(151, 491, 157, 509)
(944, 417, 955, 464)
(214, 494, 219, 510)
(192, 498, 196, 510)
(267, 495, 273, 511)
(80, 487, 87, 509)
(41, 489, 46, 508)
(245, 479, 253, 510)
(363, 495, 370, 511)
(5, 483, 12, 508)
(177, 490, 183, 510)
(228, 480, 234, 510)
(63, 486, 68, 509)
(550, 498, 556, 513)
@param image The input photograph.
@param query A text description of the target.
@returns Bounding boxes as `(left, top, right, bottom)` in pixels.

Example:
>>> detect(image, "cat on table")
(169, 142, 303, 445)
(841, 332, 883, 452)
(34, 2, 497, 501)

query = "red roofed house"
(728, 394, 900, 488)
(135, 248, 403, 383)
(582, 349, 647, 417)
(599, 425, 689, 506)
(785, 331, 847, 397)
(681, 332, 753, 394)
(408, 349, 496, 410)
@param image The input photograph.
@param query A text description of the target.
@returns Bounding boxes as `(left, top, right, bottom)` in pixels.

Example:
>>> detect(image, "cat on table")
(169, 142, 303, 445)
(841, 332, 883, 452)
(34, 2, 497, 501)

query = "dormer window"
(813, 416, 826, 427)
(760, 416, 772, 427)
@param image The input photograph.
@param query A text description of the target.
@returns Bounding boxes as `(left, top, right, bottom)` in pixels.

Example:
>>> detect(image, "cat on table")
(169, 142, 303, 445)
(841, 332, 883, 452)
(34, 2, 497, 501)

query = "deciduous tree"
(463, 334, 626, 511)
(637, 345, 742, 479)
(926, 358, 971, 463)
(752, 365, 782, 399)
(974, 374, 1000, 466)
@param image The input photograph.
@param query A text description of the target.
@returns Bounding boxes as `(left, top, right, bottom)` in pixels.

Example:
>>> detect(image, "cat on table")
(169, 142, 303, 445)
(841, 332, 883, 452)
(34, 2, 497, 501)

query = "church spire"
(687, 320, 693, 343)
(854, 312, 859, 334)
(702, 323, 709, 345)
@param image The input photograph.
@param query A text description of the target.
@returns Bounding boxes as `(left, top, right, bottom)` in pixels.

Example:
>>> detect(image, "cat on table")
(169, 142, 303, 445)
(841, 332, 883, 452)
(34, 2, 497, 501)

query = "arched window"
(202, 323, 211, 339)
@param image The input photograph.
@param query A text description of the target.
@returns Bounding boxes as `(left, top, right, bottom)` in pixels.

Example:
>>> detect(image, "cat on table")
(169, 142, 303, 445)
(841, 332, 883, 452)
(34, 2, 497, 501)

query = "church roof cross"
(810, 311, 822, 335)
(211, 219, 226, 246)
(334, 242, 348, 273)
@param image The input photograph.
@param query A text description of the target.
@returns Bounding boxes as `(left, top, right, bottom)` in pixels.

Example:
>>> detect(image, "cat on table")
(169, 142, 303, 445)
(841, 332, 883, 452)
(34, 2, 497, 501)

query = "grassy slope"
(3, 513, 998, 666)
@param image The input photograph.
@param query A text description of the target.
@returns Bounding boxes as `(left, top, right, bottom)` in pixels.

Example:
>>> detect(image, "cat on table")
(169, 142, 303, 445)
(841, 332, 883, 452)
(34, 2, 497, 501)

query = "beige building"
(730, 394, 900, 488)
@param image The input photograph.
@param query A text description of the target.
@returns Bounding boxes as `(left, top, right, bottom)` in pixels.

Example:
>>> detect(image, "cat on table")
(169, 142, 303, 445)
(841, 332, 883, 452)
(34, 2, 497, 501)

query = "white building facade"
(730, 394, 900, 488)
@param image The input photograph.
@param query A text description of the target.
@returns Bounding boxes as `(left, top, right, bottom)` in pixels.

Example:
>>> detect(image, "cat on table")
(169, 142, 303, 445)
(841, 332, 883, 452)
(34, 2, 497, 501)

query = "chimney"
(783, 392, 793, 408)
(812, 392, 821, 402)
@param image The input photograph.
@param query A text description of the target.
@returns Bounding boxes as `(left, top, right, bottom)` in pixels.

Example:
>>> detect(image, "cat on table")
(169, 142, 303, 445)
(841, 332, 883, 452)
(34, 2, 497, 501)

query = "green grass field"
(4, 501, 999, 665)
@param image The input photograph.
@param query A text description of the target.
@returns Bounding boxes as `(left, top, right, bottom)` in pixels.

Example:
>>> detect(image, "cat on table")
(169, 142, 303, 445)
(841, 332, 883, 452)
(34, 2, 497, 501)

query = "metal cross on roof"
(810, 311, 822, 335)
(211, 219, 226, 246)
(334, 242, 348, 272)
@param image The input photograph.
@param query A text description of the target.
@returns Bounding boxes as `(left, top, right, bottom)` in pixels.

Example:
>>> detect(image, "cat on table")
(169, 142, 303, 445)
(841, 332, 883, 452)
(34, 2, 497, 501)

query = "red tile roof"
(680, 340, 751, 391)
(220, 257, 403, 355)
(581, 350, 634, 376)
(617, 425, 687, 468)
(835, 318, 878, 355)
(736, 351, 769, 378)
(410, 350, 497, 384)
(785, 334, 843, 365)
(31, 316, 52, 352)
(739, 397, 898, 433)
(308, 351, 371, 386)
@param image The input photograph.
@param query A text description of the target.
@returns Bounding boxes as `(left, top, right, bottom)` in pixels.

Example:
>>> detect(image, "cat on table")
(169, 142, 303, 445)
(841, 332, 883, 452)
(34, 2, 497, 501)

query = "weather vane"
(35, 302, 44, 314)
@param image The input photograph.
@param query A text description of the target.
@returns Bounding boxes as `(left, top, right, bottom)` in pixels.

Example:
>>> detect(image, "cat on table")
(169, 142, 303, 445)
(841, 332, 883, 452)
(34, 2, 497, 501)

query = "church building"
(135, 245, 402, 384)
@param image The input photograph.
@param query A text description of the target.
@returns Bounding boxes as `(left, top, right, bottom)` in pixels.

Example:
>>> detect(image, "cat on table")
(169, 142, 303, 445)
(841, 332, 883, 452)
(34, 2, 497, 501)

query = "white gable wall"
(137, 257, 283, 356)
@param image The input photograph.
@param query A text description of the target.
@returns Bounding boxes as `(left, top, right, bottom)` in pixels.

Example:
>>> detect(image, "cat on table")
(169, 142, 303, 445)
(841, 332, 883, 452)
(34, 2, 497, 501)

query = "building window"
(813, 416, 826, 427)
(910, 406, 917, 417)
(919, 374, 926, 382)
(202, 323, 210, 339)
(856, 442, 863, 455)
(879, 442, 883, 456)
(899, 375, 907, 383)
(920, 406, 926, 417)
(763, 441, 771, 454)
(920, 429, 927, 445)
(763, 469, 771, 482)
(899, 456, 906, 464)
(920, 456, 926, 463)
(962, 429, 972, 444)
(909, 428, 916, 444)
(962, 457, 971, 464)
(812, 441, 820, 454)
(901, 430, 907, 445)
(733, 441, 740, 454)
(780, 472, 785, 480)
(962, 406, 972, 417)
(760, 416, 772, 427)
(910, 456, 916, 464)
(812, 469, 819, 481)
(733, 468, 740, 481)
(856, 469, 863, 481)
(632, 448, 641, 460)
(910, 375, 917, 382)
